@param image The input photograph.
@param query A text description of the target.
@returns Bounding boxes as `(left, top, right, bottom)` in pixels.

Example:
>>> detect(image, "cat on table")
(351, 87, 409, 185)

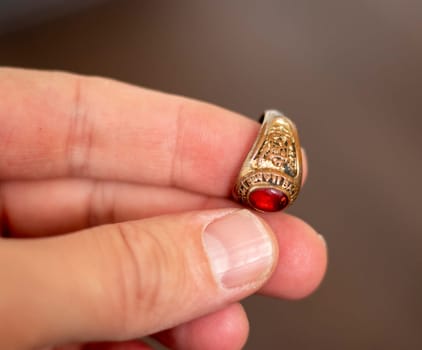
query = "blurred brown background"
(1, 0, 421, 349)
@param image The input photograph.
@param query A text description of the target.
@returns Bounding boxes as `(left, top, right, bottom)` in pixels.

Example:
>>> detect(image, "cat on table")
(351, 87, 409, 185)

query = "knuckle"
(65, 75, 95, 176)
(86, 181, 117, 227)
(169, 100, 186, 187)
(103, 221, 188, 336)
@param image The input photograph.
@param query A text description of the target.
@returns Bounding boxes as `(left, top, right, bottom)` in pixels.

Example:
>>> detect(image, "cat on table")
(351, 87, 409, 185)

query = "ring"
(233, 110, 303, 212)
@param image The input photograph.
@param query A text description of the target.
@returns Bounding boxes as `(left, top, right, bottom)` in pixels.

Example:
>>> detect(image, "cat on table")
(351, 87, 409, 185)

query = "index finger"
(0, 68, 307, 196)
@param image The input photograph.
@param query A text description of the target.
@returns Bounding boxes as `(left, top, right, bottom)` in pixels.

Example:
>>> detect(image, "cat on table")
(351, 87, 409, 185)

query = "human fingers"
(2, 178, 326, 300)
(54, 303, 248, 350)
(0, 180, 220, 237)
(0, 68, 307, 197)
(0, 148, 307, 237)
(154, 303, 248, 350)
(261, 213, 327, 299)
(0, 209, 276, 349)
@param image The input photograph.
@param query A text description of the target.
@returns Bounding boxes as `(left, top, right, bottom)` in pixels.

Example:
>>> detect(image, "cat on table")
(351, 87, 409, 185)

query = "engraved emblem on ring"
(233, 110, 302, 212)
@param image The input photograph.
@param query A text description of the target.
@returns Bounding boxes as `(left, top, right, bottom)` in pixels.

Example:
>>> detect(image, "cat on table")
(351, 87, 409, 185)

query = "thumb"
(0, 209, 278, 349)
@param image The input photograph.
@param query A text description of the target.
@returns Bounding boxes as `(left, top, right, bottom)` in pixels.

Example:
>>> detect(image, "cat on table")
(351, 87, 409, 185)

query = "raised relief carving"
(252, 123, 298, 177)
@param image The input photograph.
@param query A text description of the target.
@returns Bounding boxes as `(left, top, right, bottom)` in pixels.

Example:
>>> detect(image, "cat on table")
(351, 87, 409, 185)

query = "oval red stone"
(248, 188, 289, 212)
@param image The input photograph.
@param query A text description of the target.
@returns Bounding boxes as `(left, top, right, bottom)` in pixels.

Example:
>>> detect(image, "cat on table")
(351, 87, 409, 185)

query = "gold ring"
(233, 110, 303, 212)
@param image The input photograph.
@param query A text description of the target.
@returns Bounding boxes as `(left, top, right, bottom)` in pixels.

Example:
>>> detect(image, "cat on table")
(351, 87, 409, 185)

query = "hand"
(0, 68, 327, 350)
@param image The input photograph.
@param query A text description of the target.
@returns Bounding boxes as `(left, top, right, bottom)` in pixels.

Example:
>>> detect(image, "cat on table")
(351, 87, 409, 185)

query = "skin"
(0, 68, 327, 350)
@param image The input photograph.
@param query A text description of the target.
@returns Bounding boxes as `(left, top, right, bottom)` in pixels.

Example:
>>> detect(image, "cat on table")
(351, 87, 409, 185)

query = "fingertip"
(156, 303, 249, 350)
(260, 214, 328, 299)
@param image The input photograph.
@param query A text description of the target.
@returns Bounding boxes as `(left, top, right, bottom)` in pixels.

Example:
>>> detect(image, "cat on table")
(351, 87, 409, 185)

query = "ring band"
(233, 110, 303, 212)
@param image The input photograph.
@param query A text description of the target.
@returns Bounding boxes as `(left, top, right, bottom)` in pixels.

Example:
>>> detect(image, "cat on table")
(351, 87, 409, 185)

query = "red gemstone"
(248, 188, 289, 212)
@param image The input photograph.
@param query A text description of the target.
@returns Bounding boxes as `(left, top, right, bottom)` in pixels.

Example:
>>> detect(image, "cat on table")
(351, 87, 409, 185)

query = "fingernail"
(203, 209, 276, 289)
(317, 233, 327, 247)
